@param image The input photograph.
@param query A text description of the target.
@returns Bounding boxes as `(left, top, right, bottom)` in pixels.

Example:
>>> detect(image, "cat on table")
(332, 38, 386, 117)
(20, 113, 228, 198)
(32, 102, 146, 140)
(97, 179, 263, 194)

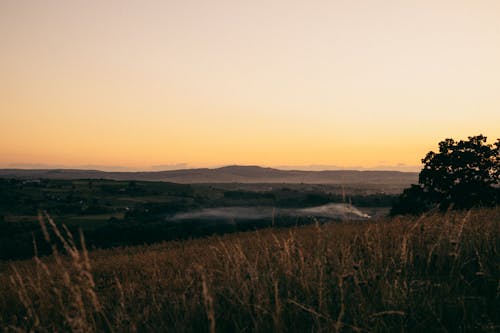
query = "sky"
(1, 0, 499, 172)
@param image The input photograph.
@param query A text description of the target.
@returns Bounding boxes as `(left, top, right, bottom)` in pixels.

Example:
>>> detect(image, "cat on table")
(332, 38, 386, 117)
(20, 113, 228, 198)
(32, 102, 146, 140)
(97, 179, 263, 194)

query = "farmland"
(0, 178, 395, 260)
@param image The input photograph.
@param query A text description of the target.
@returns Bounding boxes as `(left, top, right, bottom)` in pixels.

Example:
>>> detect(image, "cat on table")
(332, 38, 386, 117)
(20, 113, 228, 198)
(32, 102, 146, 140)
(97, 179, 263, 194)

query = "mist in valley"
(171, 203, 371, 222)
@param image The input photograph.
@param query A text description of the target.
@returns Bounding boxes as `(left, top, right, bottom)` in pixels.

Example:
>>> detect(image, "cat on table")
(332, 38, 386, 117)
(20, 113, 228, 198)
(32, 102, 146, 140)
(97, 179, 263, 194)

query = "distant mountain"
(0, 165, 418, 187)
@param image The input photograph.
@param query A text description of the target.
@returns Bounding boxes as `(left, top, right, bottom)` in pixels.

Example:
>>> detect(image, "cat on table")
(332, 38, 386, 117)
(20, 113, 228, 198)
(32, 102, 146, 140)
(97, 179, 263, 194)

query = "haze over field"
(171, 203, 371, 221)
(1, 0, 500, 171)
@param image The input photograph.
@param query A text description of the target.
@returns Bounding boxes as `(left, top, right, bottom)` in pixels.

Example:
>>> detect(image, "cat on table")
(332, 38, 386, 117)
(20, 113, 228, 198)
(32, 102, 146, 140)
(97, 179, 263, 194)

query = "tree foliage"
(391, 135, 499, 215)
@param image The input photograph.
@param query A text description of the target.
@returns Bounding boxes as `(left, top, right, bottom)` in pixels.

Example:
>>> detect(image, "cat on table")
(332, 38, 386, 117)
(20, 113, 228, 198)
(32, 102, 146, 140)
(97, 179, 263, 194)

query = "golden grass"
(1, 208, 499, 332)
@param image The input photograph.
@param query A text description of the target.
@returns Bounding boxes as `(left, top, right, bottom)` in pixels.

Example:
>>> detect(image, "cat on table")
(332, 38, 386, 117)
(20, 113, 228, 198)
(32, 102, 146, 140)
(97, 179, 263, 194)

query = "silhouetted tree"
(391, 135, 499, 215)
(390, 184, 431, 215)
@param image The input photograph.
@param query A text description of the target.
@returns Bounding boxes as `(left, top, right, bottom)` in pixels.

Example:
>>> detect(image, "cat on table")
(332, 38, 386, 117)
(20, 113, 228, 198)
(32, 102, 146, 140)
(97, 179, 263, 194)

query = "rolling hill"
(0, 165, 418, 187)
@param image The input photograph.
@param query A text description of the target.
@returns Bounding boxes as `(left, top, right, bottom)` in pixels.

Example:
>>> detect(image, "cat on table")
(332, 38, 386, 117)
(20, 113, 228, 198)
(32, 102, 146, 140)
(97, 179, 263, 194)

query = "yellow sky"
(1, 0, 499, 171)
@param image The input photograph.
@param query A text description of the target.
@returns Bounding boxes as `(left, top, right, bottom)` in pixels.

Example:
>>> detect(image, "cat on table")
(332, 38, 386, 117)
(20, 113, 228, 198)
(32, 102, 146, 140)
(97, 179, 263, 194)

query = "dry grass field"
(1, 208, 499, 332)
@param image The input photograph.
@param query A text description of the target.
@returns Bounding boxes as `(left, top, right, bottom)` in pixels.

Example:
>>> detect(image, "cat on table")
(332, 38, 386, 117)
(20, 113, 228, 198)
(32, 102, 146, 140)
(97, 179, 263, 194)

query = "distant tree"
(391, 135, 499, 215)
(127, 181, 138, 193)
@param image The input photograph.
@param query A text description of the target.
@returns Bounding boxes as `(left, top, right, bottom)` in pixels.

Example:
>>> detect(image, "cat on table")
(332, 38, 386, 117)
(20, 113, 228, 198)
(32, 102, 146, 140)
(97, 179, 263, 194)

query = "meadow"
(1, 208, 499, 332)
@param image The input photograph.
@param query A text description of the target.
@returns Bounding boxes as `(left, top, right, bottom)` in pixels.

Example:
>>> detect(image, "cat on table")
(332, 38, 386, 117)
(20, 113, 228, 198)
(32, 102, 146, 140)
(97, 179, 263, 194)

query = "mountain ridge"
(0, 165, 418, 187)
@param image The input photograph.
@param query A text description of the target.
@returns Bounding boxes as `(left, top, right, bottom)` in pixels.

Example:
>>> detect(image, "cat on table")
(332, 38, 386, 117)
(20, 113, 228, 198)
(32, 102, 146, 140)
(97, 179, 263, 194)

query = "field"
(1, 208, 499, 332)
(0, 178, 395, 260)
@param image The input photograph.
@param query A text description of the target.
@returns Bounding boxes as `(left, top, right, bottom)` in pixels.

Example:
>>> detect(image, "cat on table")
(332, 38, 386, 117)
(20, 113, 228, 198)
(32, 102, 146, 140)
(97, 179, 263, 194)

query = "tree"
(391, 135, 499, 215)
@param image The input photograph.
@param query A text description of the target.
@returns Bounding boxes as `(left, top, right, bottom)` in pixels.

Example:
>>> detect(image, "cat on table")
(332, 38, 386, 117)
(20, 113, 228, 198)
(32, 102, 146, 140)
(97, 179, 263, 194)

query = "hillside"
(0, 165, 418, 186)
(1, 208, 499, 332)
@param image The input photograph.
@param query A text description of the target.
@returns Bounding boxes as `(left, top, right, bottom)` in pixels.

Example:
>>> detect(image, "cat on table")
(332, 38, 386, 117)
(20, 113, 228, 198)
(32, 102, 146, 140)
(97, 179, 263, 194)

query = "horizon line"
(0, 163, 421, 173)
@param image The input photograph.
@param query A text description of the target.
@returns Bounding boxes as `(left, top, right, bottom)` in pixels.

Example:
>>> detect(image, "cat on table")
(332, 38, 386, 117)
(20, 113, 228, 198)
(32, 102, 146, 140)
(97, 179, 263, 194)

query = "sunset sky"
(1, 0, 499, 171)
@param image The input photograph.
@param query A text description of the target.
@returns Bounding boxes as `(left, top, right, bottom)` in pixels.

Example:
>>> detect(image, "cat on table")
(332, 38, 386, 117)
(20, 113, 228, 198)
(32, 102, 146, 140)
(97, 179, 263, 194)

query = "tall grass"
(1, 208, 499, 332)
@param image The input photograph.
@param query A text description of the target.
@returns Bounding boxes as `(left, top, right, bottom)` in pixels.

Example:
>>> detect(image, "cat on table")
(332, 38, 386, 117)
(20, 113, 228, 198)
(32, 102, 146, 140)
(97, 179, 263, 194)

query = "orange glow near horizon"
(1, 0, 499, 172)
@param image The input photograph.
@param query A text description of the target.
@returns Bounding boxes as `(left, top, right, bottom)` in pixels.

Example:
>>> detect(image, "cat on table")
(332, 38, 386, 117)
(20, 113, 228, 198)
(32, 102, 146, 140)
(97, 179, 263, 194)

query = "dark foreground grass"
(1, 208, 499, 332)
